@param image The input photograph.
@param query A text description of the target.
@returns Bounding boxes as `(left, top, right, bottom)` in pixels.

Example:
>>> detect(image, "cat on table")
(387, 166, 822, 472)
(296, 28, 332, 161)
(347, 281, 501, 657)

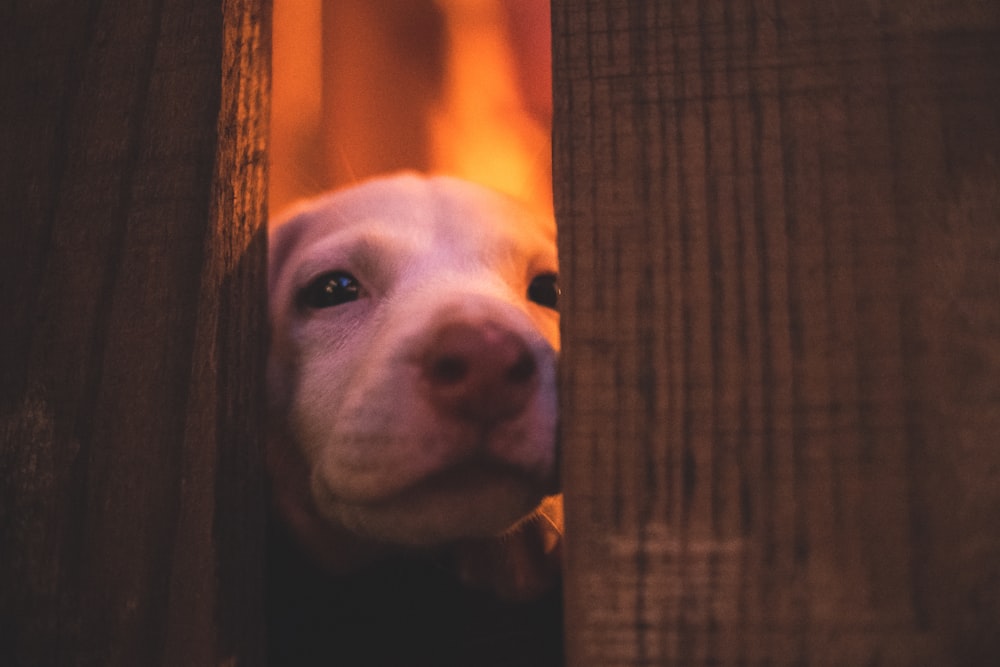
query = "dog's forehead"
(274, 175, 555, 276)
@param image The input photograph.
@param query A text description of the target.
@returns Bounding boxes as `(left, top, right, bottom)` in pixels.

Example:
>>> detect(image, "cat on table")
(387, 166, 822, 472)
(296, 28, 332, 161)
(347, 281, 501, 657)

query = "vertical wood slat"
(553, 1, 1000, 665)
(0, 1, 270, 665)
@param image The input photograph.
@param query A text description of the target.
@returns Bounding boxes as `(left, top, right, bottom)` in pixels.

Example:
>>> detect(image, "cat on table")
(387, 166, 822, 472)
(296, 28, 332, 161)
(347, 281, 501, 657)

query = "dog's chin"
(313, 462, 550, 547)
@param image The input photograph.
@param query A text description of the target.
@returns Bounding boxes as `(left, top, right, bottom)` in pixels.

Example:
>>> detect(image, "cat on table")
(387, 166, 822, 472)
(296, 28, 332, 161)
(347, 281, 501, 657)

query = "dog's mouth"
(399, 457, 551, 501)
(315, 456, 553, 546)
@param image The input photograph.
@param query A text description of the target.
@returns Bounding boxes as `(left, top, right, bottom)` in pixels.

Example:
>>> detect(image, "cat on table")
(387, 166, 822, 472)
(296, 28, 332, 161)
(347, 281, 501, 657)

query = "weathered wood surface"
(552, 1, 1000, 665)
(0, 1, 270, 665)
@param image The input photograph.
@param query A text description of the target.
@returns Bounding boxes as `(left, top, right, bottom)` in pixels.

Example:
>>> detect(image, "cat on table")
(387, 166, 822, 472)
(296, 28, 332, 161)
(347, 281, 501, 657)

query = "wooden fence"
(554, 1, 1000, 664)
(2, 1, 998, 665)
(1, 1, 269, 665)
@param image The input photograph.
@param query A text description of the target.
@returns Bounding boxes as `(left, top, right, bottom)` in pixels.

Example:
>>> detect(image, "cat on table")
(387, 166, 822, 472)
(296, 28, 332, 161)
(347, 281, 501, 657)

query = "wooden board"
(0, 1, 270, 665)
(552, 1, 1000, 664)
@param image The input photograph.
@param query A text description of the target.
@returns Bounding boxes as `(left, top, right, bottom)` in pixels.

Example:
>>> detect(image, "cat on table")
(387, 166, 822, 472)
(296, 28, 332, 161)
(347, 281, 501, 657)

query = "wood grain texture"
(552, 1, 1000, 665)
(0, 1, 270, 665)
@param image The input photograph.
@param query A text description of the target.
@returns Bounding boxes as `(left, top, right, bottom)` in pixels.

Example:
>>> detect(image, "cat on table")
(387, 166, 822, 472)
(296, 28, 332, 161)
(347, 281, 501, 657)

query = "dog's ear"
(450, 495, 563, 601)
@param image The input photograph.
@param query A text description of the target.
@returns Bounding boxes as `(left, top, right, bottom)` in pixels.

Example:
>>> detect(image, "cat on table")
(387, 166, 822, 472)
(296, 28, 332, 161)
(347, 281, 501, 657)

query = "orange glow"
(429, 0, 551, 214)
(269, 0, 324, 215)
(269, 0, 552, 219)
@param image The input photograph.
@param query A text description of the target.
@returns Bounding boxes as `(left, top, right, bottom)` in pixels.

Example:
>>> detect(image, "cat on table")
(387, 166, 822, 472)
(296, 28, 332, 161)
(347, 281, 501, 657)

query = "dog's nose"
(422, 321, 538, 423)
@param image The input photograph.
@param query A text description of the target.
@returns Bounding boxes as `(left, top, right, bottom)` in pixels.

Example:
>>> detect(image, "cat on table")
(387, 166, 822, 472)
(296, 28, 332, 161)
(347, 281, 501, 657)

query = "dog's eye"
(527, 273, 559, 310)
(300, 271, 361, 308)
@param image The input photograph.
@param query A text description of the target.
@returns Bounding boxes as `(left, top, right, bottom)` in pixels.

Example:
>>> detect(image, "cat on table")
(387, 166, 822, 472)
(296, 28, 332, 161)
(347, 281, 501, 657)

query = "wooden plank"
(0, 1, 270, 665)
(552, 1, 1000, 664)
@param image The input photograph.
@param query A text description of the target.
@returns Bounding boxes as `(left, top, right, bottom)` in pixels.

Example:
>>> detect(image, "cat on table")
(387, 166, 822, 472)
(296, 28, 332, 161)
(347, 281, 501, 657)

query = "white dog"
(267, 174, 562, 600)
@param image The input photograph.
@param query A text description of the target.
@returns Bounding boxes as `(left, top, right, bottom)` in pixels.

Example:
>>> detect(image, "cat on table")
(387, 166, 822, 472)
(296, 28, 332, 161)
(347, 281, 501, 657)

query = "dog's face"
(268, 175, 559, 554)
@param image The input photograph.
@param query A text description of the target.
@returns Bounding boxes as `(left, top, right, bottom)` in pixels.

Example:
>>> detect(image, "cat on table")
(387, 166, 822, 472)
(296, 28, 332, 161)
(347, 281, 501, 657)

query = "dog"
(267, 173, 562, 601)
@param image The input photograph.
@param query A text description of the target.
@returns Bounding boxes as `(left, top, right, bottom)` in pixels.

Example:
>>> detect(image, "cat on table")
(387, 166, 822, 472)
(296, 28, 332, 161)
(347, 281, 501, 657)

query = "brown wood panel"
(0, 1, 270, 665)
(552, 1, 1000, 664)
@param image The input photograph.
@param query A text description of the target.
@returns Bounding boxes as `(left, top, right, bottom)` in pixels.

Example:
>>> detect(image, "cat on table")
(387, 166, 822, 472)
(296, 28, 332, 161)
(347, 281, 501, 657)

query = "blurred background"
(269, 0, 553, 220)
